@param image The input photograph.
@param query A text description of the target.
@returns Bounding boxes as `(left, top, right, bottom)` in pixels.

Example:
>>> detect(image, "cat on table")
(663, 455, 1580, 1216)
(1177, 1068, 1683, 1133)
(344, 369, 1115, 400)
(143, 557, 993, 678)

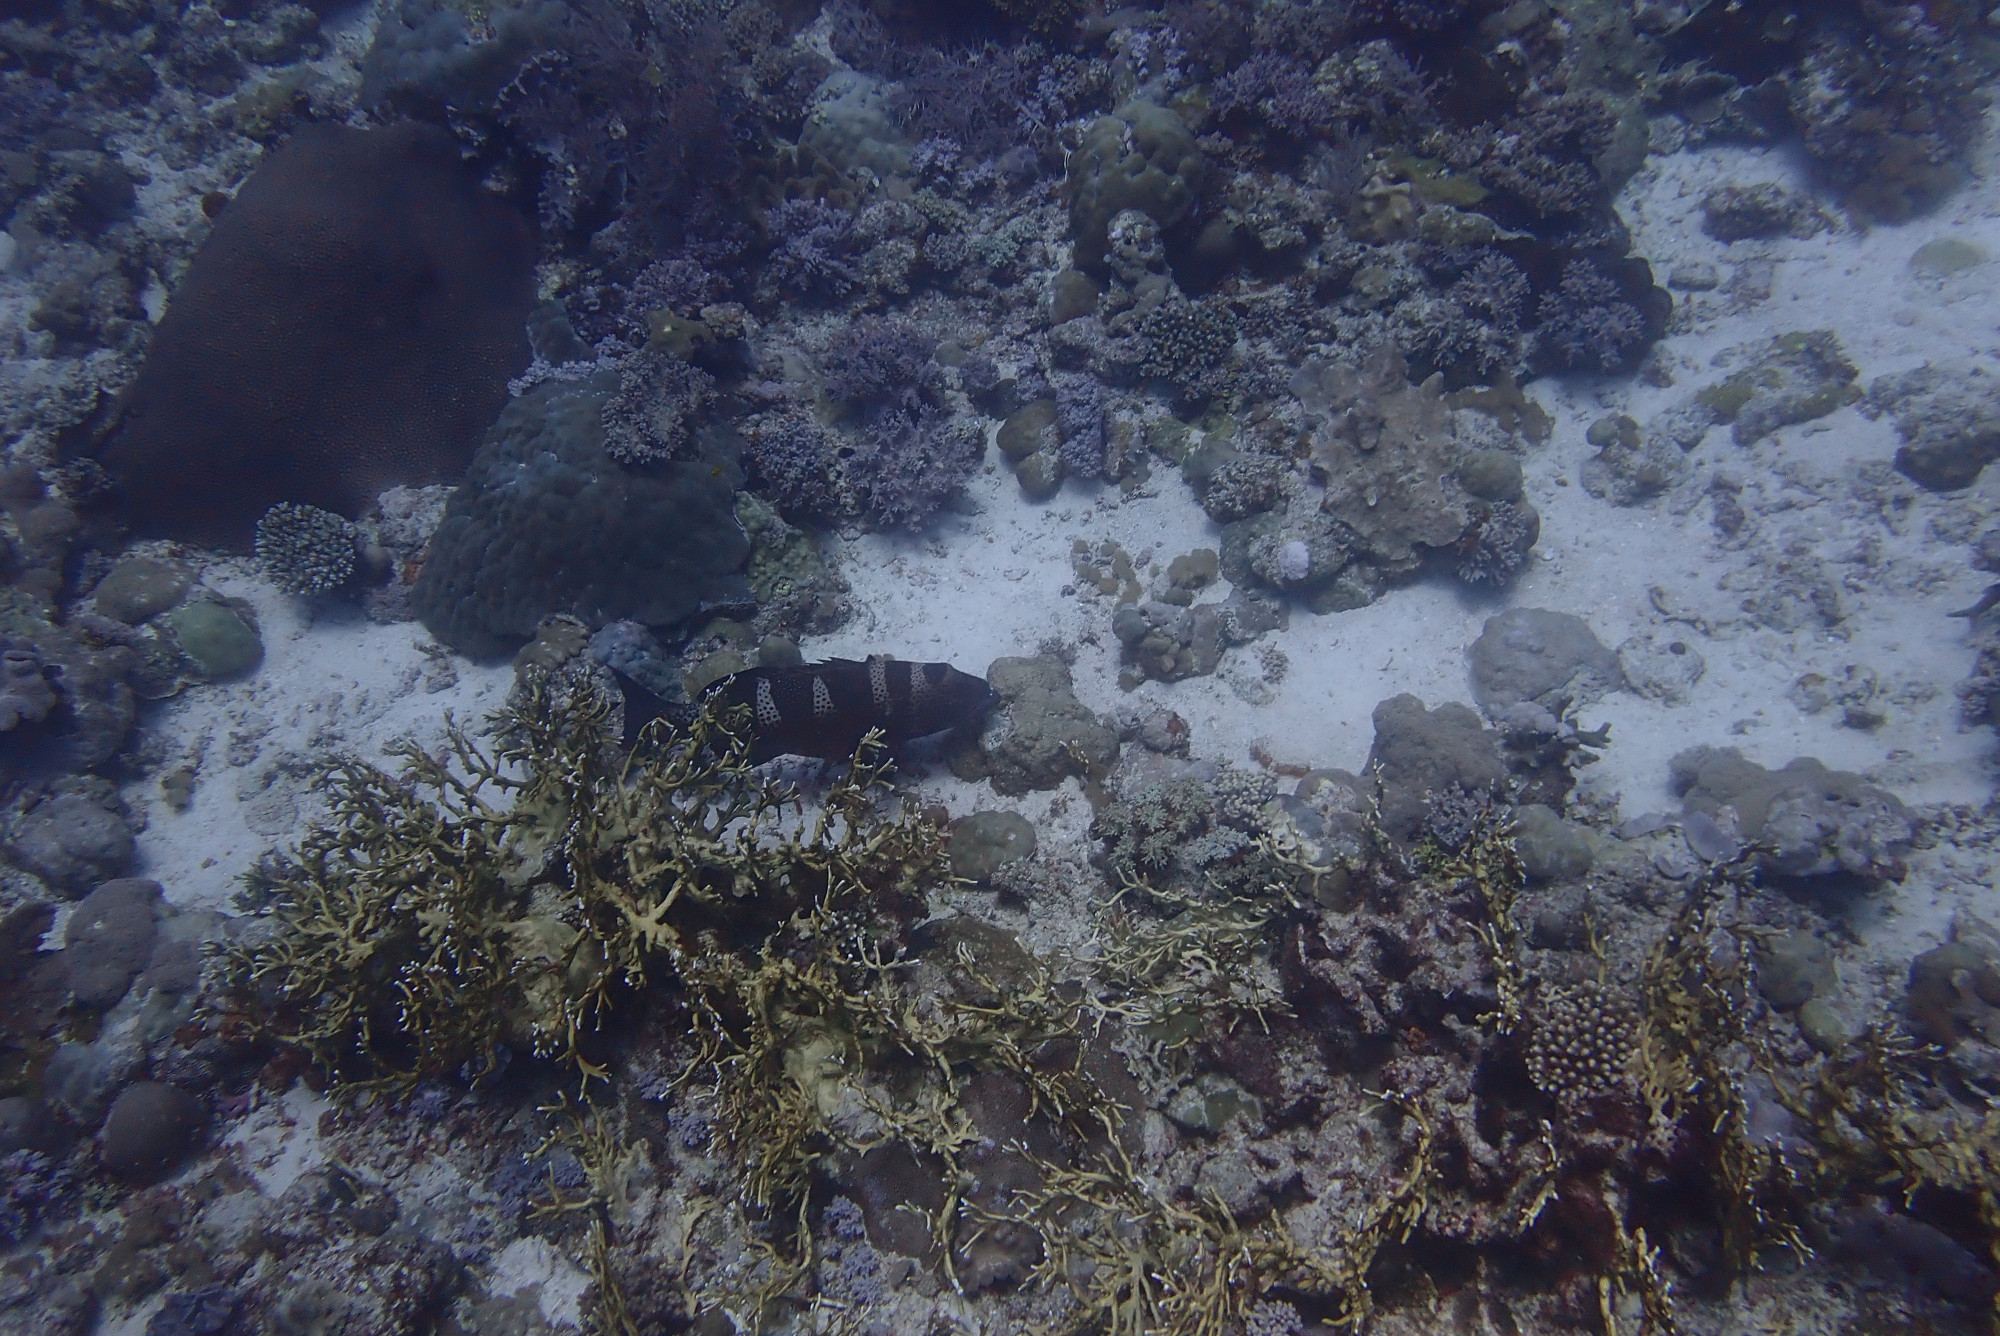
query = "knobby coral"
(253, 502, 357, 596)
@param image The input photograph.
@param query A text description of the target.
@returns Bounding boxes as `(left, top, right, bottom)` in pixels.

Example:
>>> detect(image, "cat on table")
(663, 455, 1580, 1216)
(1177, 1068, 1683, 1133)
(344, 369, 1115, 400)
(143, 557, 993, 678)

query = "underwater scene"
(2, 0, 2000, 1332)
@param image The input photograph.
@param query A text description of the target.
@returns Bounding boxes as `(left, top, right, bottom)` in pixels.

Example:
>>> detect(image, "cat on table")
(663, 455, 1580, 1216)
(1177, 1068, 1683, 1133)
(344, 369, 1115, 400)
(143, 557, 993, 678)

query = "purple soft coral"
(764, 199, 860, 301)
(846, 407, 985, 533)
(1212, 51, 1334, 141)
(1534, 259, 1645, 374)
(1054, 375, 1108, 480)
(821, 313, 938, 411)
(743, 408, 838, 521)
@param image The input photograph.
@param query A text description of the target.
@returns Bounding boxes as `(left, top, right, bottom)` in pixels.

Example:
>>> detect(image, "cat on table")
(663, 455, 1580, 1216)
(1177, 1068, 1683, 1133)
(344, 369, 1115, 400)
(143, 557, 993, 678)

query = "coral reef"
(598, 345, 718, 466)
(2, 2, 1999, 1331)
(1525, 978, 1639, 1108)
(842, 405, 985, 533)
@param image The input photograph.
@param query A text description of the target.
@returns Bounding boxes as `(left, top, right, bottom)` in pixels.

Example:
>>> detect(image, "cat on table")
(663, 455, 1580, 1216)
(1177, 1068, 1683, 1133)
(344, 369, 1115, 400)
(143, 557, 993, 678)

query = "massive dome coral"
(95, 122, 534, 549)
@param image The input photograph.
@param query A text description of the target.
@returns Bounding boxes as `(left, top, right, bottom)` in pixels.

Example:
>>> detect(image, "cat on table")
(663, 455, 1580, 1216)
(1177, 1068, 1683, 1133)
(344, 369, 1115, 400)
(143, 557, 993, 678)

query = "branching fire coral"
(219, 682, 2000, 1335)
(223, 672, 946, 1092)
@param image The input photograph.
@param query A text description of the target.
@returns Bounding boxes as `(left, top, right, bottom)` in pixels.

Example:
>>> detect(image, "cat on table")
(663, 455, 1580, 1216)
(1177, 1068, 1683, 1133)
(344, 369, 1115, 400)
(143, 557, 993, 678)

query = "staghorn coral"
(205, 671, 2000, 1330)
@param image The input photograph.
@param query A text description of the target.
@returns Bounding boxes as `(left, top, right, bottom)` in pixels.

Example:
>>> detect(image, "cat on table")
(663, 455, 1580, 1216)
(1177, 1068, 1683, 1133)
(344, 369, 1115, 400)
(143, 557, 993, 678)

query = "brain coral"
(96, 122, 534, 549)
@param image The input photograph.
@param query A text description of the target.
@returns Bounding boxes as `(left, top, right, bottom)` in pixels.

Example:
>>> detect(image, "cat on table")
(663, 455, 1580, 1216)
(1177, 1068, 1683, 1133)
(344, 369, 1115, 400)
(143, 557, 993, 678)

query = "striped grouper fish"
(702, 655, 998, 763)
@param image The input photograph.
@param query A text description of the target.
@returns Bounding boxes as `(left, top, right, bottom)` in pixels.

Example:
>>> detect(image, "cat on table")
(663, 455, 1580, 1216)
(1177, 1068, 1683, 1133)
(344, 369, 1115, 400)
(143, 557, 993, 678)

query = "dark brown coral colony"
(96, 122, 534, 548)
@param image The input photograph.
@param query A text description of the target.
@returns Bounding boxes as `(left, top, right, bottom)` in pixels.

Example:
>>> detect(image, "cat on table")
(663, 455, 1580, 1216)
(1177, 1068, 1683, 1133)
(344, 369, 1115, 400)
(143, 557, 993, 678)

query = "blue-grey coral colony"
(0, 1, 1996, 1334)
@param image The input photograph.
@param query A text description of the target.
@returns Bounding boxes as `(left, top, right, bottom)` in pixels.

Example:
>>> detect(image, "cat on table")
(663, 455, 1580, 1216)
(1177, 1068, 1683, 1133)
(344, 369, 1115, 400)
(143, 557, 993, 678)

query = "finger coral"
(253, 502, 356, 596)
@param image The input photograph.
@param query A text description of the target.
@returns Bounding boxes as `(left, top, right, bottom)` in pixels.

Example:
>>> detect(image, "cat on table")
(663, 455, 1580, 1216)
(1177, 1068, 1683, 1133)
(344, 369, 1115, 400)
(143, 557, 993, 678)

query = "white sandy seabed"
(104, 120, 2000, 1324)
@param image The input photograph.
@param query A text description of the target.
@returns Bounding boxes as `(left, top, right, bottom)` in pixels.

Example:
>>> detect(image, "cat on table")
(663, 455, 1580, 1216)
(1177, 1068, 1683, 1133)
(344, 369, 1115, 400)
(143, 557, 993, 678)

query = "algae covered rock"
(167, 601, 262, 680)
(1754, 929, 1834, 1009)
(1458, 448, 1524, 503)
(997, 399, 1058, 462)
(4, 781, 137, 897)
(1292, 346, 1538, 596)
(99, 1080, 204, 1182)
(1696, 330, 1860, 447)
(1906, 920, 2000, 1048)
(949, 811, 1036, 883)
(64, 877, 161, 1008)
(1867, 360, 2000, 491)
(1299, 347, 1472, 583)
(1364, 695, 1505, 845)
(1467, 608, 1624, 715)
(1616, 632, 1706, 706)
(963, 655, 1118, 796)
(1795, 998, 1853, 1054)
(91, 557, 190, 625)
(1513, 804, 1594, 883)
(1066, 101, 1206, 275)
(1670, 745, 1914, 882)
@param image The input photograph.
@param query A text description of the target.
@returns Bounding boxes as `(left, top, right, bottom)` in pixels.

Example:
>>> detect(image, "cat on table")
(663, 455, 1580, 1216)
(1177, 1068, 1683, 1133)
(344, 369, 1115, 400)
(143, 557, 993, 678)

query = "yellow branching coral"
(1634, 856, 1811, 1270)
(977, 1097, 1433, 1336)
(1417, 810, 1528, 1035)
(221, 671, 949, 1093)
